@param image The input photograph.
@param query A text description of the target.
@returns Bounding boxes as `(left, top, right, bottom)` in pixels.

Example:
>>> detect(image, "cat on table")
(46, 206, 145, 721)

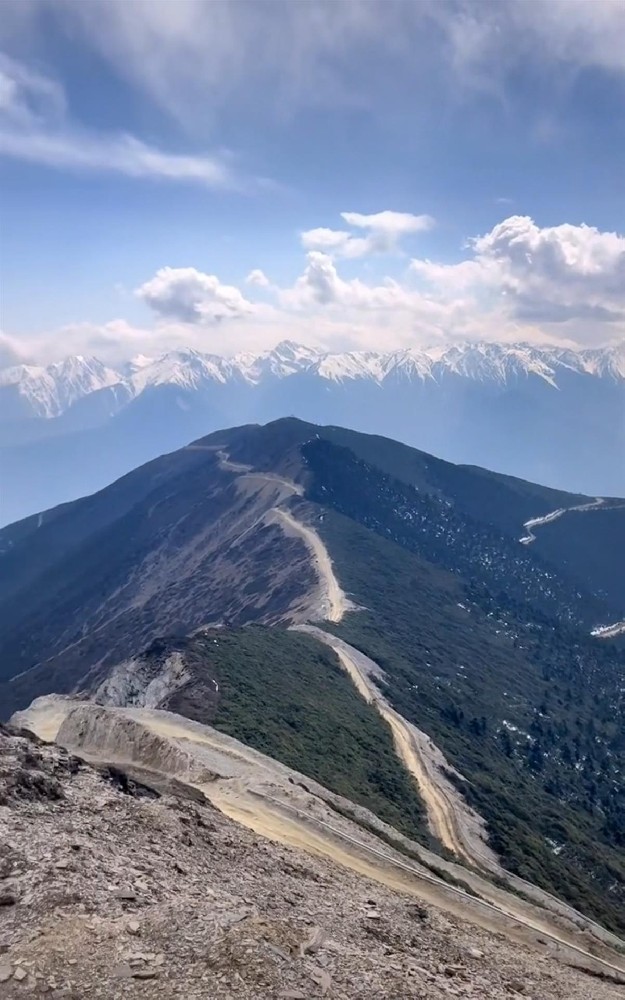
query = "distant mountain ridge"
(1, 340, 623, 524)
(3, 340, 624, 420)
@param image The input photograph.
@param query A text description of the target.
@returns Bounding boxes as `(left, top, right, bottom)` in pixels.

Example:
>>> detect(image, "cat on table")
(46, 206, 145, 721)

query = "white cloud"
(6, 214, 624, 366)
(285, 251, 416, 310)
(301, 210, 434, 259)
(4, 1, 624, 131)
(0, 330, 28, 367)
(0, 54, 240, 188)
(342, 210, 434, 236)
(245, 268, 271, 287)
(412, 215, 625, 325)
(137, 267, 256, 324)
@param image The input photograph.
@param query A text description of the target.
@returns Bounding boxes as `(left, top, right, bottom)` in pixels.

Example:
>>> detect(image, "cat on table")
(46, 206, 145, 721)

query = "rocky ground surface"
(0, 724, 622, 1000)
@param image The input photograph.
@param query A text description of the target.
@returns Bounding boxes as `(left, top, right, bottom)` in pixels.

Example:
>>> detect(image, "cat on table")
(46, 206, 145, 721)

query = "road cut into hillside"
(266, 507, 351, 623)
(297, 626, 495, 869)
(519, 496, 625, 545)
(12, 695, 625, 981)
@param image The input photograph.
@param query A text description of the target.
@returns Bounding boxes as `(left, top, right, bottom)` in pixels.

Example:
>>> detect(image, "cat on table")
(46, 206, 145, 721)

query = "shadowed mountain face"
(2, 418, 625, 932)
(1, 341, 624, 524)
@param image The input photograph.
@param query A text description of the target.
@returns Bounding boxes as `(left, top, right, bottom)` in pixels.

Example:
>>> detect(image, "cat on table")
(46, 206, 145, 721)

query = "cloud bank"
(5, 211, 624, 366)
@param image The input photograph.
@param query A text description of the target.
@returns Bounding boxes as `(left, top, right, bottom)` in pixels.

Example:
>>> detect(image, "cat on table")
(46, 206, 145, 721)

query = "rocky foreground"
(0, 725, 622, 1000)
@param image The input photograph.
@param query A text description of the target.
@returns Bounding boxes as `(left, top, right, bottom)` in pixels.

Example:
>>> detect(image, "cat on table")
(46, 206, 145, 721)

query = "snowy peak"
(429, 343, 559, 385)
(383, 349, 436, 381)
(239, 341, 322, 382)
(312, 351, 387, 383)
(129, 349, 234, 393)
(1, 341, 623, 421)
(0, 355, 121, 418)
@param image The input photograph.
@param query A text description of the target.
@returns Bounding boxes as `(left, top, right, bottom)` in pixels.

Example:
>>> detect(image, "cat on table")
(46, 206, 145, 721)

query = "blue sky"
(1, 0, 624, 365)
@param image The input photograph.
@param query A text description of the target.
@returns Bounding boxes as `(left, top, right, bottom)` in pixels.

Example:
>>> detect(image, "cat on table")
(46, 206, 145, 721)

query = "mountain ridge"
(3, 340, 624, 422)
(1, 417, 624, 932)
(2, 340, 623, 526)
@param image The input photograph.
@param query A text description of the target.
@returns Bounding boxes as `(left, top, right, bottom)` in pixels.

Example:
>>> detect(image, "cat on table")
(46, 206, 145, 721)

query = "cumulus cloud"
(301, 210, 434, 259)
(6, 214, 624, 365)
(285, 251, 419, 310)
(136, 267, 256, 324)
(245, 268, 271, 287)
(0, 330, 29, 368)
(412, 215, 625, 326)
(0, 54, 240, 188)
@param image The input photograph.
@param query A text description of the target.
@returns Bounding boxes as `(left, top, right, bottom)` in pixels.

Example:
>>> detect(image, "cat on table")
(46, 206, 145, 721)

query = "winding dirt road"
(267, 508, 350, 623)
(518, 496, 625, 545)
(591, 620, 625, 639)
(299, 626, 492, 867)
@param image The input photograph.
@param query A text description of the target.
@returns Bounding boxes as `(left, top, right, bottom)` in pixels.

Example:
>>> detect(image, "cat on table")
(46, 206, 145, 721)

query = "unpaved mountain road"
(208, 788, 625, 981)
(266, 508, 350, 622)
(14, 697, 625, 982)
(298, 626, 496, 869)
(592, 620, 625, 639)
(176, 441, 625, 962)
(189, 442, 348, 622)
(519, 496, 625, 544)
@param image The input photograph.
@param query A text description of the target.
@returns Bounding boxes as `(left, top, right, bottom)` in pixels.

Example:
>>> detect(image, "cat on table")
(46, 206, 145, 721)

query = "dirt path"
(591, 620, 625, 639)
(300, 627, 487, 865)
(518, 496, 625, 545)
(267, 508, 350, 623)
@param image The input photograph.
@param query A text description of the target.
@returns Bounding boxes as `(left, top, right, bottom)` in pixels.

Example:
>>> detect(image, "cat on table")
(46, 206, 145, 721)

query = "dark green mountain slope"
(311, 506, 625, 932)
(107, 627, 429, 844)
(204, 419, 625, 614)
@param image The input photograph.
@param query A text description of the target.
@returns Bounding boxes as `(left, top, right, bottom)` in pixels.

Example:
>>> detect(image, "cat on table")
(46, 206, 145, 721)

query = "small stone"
(54, 860, 69, 870)
(299, 925, 325, 956)
(114, 888, 137, 901)
(466, 947, 484, 959)
(0, 966, 12, 983)
(126, 920, 141, 935)
(14, 966, 28, 981)
(154, 954, 165, 967)
(0, 887, 18, 906)
(265, 943, 291, 961)
(113, 963, 133, 979)
(310, 968, 332, 995)
(132, 969, 159, 980)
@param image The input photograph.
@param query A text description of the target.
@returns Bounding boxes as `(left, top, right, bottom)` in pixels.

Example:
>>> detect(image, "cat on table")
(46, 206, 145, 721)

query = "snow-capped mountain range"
(2, 340, 624, 420)
(1, 339, 623, 526)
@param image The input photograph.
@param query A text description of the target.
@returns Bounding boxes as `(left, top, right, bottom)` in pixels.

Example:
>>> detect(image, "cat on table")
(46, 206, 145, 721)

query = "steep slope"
(1, 418, 624, 932)
(93, 627, 430, 845)
(2, 724, 623, 998)
(2, 341, 624, 523)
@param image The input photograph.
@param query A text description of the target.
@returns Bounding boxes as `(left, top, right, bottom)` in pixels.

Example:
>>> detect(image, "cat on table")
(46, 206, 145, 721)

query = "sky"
(0, 0, 624, 366)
